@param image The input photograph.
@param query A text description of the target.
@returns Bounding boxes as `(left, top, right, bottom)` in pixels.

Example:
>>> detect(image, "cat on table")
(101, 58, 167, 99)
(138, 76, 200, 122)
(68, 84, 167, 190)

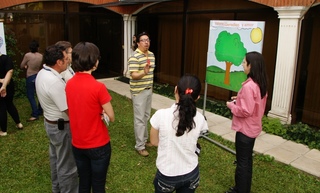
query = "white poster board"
(206, 20, 265, 92)
(201, 20, 265, 154)
(0, 22, 6, 55)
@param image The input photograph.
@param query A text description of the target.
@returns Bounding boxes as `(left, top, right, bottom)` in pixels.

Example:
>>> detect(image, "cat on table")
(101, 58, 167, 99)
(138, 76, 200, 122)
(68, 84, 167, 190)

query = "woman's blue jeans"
(72, 142, 111, 193)
(153, 165, 200, 193)
(26, 74, 42, 118)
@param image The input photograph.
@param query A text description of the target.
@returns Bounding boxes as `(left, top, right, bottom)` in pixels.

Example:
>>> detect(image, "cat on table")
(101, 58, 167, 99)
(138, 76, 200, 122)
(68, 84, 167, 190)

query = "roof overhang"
(91, 0, 172, 7)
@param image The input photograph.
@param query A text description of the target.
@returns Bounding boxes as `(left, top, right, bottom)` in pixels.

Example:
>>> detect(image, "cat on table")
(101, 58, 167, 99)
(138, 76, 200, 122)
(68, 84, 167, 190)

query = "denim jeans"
(153, 165, 200, 193)
(234, 132, 256, 193)
(26, 74, 42, 118)
(72, 142, 112, 193)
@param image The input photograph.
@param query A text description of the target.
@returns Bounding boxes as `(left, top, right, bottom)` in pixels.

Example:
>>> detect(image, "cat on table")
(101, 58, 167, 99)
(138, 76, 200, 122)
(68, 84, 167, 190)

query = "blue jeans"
(153, 165, 200, 193)
(26, 74, 42, 118)
(72, 142, 112, 193)
(234, 132, 256, 193)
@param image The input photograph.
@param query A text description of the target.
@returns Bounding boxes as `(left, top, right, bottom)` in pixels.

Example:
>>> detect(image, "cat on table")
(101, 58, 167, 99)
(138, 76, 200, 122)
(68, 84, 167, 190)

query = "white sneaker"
(0, 131, 7, 136)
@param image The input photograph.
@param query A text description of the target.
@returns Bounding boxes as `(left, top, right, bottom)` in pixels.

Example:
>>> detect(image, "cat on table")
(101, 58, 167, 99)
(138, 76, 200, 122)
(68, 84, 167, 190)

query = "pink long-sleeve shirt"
(227, 78, 267, 138)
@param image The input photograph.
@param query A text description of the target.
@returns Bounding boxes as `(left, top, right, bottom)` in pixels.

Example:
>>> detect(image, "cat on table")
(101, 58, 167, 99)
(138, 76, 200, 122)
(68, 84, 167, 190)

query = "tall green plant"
(4, 28, 25, 97)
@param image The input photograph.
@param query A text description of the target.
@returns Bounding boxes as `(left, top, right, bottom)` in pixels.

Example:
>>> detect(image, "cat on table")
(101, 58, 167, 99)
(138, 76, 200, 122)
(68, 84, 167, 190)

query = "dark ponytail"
(175, 75, 201, 136)
(245, 51, 268, 98)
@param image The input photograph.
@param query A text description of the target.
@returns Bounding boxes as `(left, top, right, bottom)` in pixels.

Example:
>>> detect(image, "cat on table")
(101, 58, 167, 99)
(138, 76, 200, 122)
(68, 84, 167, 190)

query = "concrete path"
(99, 78, 320, 177)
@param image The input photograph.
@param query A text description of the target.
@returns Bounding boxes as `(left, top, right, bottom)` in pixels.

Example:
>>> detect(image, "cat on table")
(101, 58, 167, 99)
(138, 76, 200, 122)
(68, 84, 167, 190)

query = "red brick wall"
(1, 0, 319, 14)
(251, 0, 320, 7)
(0, 0, 114, 8)
(0, 0, 143, 14)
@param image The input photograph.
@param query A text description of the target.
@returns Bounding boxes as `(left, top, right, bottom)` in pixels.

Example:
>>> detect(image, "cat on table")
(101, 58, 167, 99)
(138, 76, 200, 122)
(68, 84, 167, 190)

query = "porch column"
(125, 16, 136, 77)
(131, 16, 136, 37)
(268, 6, 308, 123)
(123, 14, 129, 76)
(123, 15, 136, 77)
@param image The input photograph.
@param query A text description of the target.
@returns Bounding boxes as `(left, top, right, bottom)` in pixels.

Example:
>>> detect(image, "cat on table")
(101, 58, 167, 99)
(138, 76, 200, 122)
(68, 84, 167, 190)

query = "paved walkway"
(99, 78, 320, 177)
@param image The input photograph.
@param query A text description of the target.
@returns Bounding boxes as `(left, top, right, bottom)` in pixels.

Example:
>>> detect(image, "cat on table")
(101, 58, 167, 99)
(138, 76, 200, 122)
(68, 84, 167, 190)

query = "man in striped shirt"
(128, 32, 155, 157)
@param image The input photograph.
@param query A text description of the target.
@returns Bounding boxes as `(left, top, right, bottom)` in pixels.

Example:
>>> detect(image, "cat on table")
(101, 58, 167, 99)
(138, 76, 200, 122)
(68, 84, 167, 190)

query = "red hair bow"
(185, 88, 193, 95)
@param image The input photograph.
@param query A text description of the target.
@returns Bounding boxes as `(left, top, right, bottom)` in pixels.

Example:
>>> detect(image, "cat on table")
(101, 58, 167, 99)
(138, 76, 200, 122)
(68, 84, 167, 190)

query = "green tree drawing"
(215, 31, 247, 85)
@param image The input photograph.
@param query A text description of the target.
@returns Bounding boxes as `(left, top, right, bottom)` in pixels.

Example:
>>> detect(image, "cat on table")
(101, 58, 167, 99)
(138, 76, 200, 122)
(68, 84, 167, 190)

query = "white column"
(268, 6, 308, 123)
(129, 16, 137, 57)
(127, 15, 132, 61)
(124, 15, 136, 77)
(131, 16, 136, 37)
(123, 14, 129, 76)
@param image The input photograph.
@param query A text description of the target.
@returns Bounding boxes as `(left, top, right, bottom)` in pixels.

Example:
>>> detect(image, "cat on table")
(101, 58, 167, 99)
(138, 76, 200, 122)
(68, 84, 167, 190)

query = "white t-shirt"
(150, 103, 208, 176)
(35, 65, 69, 121)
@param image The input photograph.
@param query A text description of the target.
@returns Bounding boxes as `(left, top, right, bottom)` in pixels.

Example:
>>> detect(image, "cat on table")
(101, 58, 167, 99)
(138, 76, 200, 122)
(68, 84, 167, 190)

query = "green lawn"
(1, 91, 319, 193)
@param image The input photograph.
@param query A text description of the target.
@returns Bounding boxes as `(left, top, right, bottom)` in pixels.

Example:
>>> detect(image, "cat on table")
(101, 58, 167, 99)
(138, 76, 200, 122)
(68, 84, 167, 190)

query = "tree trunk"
(224, 61, 232, 85)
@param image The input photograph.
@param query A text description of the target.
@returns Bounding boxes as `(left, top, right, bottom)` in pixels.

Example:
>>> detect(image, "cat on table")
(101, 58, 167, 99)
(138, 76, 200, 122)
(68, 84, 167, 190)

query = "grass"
(1, 91, 320, 193)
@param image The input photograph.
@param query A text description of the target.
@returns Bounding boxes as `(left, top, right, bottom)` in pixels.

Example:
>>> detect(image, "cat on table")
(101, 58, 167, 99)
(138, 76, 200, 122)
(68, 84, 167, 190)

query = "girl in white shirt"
(150, 75, 208, 193)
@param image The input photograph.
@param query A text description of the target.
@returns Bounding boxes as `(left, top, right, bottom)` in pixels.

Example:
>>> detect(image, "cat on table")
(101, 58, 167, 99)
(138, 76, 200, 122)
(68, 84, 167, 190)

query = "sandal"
(27, 117, 38, 122)
(16, 123, 24, 129)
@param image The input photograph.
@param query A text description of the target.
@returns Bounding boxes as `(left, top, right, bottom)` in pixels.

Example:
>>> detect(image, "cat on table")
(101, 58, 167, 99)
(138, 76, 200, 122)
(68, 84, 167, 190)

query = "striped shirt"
(128, 49, 155, 95)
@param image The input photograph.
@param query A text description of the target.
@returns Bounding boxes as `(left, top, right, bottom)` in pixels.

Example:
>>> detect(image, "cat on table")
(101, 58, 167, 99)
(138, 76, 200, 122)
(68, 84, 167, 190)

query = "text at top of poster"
(206, 20, 265, 92)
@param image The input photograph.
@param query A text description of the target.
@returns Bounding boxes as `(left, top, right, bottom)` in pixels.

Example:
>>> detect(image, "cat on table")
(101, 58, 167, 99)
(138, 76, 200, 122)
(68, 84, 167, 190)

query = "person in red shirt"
(66, 42, 115, 193)
(226, 51, 268, 193)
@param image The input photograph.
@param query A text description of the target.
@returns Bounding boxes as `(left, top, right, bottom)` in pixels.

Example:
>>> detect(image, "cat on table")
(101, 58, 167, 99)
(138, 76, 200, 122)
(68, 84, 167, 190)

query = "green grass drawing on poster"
(206, 65, 247, 92)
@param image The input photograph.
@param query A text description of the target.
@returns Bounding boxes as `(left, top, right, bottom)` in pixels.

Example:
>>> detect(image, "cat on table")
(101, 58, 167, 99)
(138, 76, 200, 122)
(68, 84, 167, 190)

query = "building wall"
(292, 5, 320, 127)
(1, 0, 320, 127)
(136, 0, 320, 128)
(0, 1, 123, 78)
(137, 0, 278, 111)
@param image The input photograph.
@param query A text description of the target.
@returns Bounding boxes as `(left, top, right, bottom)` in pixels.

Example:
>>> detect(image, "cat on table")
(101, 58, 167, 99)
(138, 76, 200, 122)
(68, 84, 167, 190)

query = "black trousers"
(234, 132, 256, 193)
(0, 90, 21, 132)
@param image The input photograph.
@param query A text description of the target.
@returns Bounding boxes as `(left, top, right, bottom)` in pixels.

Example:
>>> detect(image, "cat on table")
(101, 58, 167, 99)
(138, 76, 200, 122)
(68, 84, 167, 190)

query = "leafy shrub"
(262, 116, 286, 136)
(284, 123, 320, 150)
(197, 97, 232, 119)
(153, 83, 173, 98)
(5, 28, 25, 97)
(261, 117, 320, 150)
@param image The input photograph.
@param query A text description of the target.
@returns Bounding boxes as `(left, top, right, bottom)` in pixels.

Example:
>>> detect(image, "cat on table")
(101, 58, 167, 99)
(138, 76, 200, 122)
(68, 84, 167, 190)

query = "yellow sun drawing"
(250, 27, 262, 44)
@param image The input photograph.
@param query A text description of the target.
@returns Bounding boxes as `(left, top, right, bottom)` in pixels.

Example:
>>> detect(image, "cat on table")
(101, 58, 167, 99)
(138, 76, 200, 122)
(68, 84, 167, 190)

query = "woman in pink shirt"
(226, 51, 268, 193)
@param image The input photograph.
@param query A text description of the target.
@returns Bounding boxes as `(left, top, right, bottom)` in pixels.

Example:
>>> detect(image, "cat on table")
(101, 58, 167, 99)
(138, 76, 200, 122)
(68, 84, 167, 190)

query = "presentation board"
(0, 22, 6, 55)
(206, 20, 265, 92)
